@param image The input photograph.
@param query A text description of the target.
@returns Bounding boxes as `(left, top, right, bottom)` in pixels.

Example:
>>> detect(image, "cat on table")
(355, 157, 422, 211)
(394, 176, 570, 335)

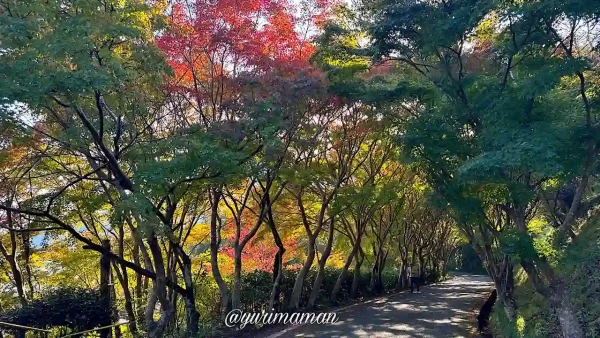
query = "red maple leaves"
(157, 0, 334, 89)
(220, 216, 298, 272)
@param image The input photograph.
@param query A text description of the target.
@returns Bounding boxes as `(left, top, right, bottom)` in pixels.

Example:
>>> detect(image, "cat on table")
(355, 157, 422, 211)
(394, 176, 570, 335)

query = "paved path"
(271, 274, 493, 338)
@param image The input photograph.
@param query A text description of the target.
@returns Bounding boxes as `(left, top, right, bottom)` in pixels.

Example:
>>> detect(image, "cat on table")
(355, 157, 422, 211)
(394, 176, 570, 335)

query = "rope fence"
(0, 320, 129, 337)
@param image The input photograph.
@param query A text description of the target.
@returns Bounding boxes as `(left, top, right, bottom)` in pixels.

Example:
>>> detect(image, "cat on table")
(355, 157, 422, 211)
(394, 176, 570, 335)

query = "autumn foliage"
(220, 215, 299, 273)
(157, 0, 334, 87)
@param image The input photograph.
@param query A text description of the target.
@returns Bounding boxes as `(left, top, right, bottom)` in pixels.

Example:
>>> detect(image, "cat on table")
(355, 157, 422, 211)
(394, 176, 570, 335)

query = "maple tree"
(156, 0, 330, 121)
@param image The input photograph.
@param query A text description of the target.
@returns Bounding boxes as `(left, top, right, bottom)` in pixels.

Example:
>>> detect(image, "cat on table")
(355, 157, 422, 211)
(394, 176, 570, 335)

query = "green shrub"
(0, 287, 113, 336)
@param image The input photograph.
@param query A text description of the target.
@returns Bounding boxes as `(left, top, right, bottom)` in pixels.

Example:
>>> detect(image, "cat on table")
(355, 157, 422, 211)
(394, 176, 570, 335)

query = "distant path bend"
(269, 273, 494, 338)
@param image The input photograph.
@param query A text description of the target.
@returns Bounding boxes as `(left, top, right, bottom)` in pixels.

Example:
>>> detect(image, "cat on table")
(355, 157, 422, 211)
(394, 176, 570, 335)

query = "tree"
(0, 1, 212, 336)
(362, 0, 600, 336)
(0, 0, 466, 336)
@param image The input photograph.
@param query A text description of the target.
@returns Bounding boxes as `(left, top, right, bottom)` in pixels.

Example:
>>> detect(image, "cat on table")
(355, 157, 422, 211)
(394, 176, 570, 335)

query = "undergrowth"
(491, 223, 600, 337)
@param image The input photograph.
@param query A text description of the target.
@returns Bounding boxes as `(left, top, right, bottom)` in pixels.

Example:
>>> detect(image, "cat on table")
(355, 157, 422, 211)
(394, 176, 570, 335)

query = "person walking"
(410, 264, 421, 293)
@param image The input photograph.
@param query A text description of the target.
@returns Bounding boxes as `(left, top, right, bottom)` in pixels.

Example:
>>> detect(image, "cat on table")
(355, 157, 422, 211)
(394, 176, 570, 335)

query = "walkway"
(268, 273, 493, 338)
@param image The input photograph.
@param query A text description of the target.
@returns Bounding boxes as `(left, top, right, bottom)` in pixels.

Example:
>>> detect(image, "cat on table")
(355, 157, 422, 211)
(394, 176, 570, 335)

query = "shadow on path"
(277, 273, 493, 338)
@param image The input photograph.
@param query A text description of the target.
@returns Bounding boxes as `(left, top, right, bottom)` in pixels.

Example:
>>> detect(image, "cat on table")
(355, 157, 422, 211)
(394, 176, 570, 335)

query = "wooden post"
(100, 240, 111, 338)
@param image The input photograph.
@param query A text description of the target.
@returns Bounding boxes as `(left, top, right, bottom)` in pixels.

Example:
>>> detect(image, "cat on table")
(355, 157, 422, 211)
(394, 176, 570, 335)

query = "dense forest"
(0, 0, 599, 337)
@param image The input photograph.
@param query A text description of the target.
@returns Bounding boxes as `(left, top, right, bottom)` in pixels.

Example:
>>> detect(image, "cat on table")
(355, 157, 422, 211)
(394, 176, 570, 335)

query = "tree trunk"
(397, 260, 408, 291)
(474, 240, 517, 323)
(441, 260, 447, 276)
(0, 238, 27, 306)
(289, 235, 315, 310)
(266, 197, 286, 311)
(115, 227, 138, 335)
(290, 192, 331, 310)
(351, 252, 364, 298)
(232, 247, 243, 310)
(111, 282, 123, 338)
(418, 250, 426, 280)
(210, 225, 230, 317)
(330, 245, 357, 303)
(175, 246, 200, 336)
(521, 258, 583, 338)
(5, 256, 26, 305)
(369, 243, 378, 292)
(397, 240, 410, 291)
(376, 250, 388, 293)
(21, 232, 34, 299)
(133, 241, 145, 331)
(99, 240, 112, 338)
(492, 268, 516, 322)
(553, 292, 584, 338)
(145, 287, 173, 338)
(270, 249, 285, 311)
(145, 234, 175, 338)
(121, 275, 138, 335)
(308, 216, 336, 308)
(209, 189, 230, 317)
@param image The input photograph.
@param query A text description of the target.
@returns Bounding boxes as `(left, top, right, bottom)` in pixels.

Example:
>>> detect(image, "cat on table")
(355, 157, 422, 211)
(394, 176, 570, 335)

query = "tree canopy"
(1, 0, 599, 337)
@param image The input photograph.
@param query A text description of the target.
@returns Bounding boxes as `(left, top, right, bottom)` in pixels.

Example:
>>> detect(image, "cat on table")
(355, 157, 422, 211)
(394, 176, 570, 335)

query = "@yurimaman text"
(224, 309, 339, 328)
